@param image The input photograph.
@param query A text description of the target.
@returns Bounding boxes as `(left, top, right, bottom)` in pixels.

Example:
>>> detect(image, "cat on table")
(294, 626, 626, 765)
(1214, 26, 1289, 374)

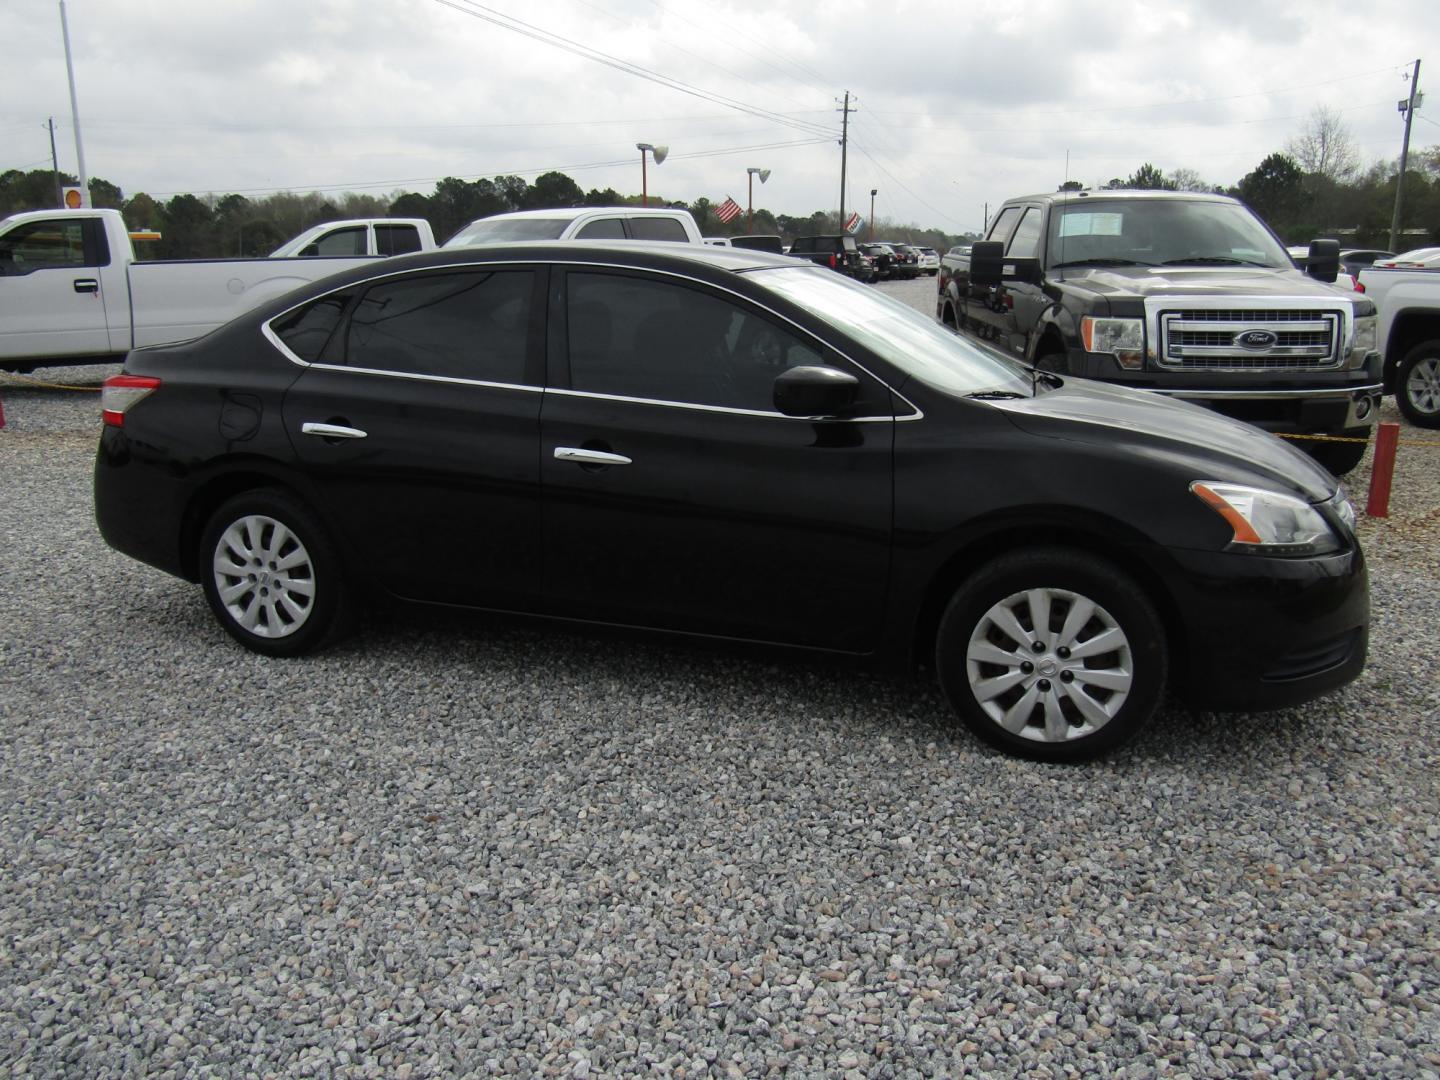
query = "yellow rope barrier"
(0, 372, 103, 392)
(1275, 431, 1440, 448)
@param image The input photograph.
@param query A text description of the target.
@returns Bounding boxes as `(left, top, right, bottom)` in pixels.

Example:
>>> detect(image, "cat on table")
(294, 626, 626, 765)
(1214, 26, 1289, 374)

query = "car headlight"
(1191, 481, 1342, 556)
(1348, 314, 1377, 368)
(1080, 316, 1144, 370)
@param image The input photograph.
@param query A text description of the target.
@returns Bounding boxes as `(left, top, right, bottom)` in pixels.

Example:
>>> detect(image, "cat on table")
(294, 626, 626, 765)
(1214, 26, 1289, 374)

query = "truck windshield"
(445, 218, 570, 247)
(1047, 199, 1291, 270)
(754, 266, 1033, 398)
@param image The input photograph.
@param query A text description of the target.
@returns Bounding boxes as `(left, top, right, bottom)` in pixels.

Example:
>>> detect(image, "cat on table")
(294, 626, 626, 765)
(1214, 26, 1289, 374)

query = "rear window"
(445, 217, 571, 246)
(629, 217, 689, 242)
(375, 224, 422, 256)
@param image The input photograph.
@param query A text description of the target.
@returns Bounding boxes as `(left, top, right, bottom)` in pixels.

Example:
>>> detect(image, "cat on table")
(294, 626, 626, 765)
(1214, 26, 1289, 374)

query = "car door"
(0, 216, 119, 360)
(995, 206, 1050, 360)
(278, 265, 545, 609)
(539, 267, 895, 651)
(962, 206, 1022, 343)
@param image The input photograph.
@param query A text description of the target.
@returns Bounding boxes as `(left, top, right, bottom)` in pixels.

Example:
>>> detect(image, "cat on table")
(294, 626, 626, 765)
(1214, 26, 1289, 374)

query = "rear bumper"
(1163, 544, 1369, 711)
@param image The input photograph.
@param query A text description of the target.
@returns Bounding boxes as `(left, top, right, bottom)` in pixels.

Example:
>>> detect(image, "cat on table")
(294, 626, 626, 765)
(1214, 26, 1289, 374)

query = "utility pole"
(837, 91, 856, 224)
(1389, 58, 1422, 252)
(59, 0, 89, 206)
(47, 118, 62, 207)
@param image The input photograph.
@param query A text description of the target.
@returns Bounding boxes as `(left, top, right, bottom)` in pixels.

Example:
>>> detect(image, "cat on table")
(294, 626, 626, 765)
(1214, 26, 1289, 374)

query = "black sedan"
(95, 243, 1368, 762)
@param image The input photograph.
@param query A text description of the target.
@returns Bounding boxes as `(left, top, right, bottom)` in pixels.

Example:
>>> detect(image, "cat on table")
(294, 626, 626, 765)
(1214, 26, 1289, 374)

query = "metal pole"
(47, 118, 62, 207)
(59, 0, 89, 207)
(869, 189, 876, 241)
(747, 171, 754, 232)
(1389, 59, 1422, 252)
(838, 90, 851, 223)
(641, 149, 648, 207)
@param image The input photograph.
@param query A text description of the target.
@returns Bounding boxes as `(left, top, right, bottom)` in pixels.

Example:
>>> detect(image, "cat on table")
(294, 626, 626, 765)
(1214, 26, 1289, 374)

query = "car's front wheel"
(1396, 339, 1440, 428)
(936, 548, 1167, 762)
(199, 488, 353, 657)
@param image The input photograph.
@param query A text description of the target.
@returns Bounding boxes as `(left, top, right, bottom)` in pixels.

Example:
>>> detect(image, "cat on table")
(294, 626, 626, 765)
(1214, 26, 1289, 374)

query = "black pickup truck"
(788, 234, 877, 282)
(937, 191, 1383, 473)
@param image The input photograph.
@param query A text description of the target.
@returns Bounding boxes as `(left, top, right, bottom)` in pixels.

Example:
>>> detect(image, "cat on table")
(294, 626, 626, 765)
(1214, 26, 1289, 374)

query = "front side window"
(345, 270, 533, 384)
(576, 218, 626, 240)
(986, 206, 1021, 246)
(567, 271, 851, 412)
(0, 220, 88, 273)
(1006, 208, 1043, 259)
(629, 217, 688, 242)
(375, 224, 422, 256)
(304, 227, 367, 257)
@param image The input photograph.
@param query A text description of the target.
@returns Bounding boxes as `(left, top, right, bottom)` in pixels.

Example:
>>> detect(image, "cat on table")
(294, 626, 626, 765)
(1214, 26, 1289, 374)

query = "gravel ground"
(2, 306, 1438, 1078)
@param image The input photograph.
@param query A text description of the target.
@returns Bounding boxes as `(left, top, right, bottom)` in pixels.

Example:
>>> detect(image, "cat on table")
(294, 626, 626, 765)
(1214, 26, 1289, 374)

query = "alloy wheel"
(212, 514, 316, 638)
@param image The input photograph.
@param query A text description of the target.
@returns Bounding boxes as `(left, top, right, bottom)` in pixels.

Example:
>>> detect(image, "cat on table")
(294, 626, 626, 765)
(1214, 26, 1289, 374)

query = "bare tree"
(1285, 106, 1360, 181)
(1168, 167, 1214, 192)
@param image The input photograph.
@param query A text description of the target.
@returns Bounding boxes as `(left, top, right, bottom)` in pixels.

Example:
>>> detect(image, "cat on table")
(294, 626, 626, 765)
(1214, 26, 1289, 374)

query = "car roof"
(1006, 190, 1238, 206)
(476, 206, 691, 221)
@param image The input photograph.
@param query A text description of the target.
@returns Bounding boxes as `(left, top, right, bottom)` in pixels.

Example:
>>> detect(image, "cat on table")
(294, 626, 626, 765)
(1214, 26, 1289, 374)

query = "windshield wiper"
(1160, 256, 1272, 267)
(1050, 258, 1153, 268)
(965, 389, 1028, 400)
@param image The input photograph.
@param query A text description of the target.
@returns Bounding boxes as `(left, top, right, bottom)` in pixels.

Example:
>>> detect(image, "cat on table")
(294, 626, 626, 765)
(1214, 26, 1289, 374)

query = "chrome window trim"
(542, 385, 912, 423)
(262, 257, 923, 420)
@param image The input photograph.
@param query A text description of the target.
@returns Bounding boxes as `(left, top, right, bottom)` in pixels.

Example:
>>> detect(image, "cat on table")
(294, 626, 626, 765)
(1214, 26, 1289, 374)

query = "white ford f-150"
(0, 208, 436, 371)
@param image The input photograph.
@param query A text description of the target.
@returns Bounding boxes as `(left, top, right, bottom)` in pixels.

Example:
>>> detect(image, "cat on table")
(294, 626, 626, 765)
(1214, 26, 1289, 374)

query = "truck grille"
(1156, 308, 1344, 371)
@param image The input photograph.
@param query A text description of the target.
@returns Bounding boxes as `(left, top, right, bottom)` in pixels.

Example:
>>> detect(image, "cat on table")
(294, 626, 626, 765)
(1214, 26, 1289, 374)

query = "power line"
(429, 0, 837, 140)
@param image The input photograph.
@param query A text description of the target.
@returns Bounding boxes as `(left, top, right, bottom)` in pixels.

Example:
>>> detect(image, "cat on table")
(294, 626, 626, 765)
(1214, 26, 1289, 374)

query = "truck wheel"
(1396, 340, 1440, 428)
(935, 547, 1167, 762)
(1034, 351, 1069, 375)
(1305, 432, 1368, 476)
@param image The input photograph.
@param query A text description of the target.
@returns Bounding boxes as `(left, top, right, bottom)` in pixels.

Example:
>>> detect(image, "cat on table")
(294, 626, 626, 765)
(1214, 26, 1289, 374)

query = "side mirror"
(773, 365, 859, 418)
(1305, 239, 1340, 283)
(970, 241, 1004, 287)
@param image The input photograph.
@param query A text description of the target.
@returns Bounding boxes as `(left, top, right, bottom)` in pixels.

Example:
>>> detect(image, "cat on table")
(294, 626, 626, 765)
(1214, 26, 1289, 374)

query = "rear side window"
(345, 270, 533, 384)
(576, 217, 626, 239)
(271, 291, 355, 362)
(629, 217, 689, 242)
(375, 224, 422, 256)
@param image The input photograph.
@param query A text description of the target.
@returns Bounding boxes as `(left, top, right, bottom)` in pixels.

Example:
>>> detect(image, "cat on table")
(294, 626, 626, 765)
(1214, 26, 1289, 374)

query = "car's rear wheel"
(199, 488, 353, 657)
(936, 548, 1166, 762)
(1396, 340, 1440, 428)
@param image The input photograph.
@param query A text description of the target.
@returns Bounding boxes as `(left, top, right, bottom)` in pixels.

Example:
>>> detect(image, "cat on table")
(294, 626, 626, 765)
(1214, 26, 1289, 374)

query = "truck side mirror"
(1305, 239, 1340, 283)
(970, 241, 1004, 287)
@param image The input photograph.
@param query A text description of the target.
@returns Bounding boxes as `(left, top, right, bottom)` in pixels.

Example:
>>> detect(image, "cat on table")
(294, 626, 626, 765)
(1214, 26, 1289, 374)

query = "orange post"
(1365, 422, 1400, 518)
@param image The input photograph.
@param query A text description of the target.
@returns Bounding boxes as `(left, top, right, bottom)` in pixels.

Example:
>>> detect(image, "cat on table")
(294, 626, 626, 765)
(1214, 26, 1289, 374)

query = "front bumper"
(1160, 543, 1368, 711)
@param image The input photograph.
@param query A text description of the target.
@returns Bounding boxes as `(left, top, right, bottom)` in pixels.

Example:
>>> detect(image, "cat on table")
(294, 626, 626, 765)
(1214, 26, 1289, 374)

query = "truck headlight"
(1080, 316, 1144, 370)
(1348, 314, 1377, 368)
(1191, 482, 1342, 556)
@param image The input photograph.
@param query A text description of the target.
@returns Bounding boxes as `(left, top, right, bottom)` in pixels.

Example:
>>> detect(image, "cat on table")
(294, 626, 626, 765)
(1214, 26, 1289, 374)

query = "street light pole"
(636, 143, 669, 208)
(869, 188, 877, 242)
(746, 167, 769, 232)
(1389, 59, 1422, 253)
(58, 0, 89, 207)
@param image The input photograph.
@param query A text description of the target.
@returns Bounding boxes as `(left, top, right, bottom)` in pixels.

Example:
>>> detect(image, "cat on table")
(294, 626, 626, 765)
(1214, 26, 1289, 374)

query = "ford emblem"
(1235, 329, 1278, 350)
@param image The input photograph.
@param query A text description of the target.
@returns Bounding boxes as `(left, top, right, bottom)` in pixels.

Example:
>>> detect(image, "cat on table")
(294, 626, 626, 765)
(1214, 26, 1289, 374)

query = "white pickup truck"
(0, 208, 436, 371)
(1358, 265, 1440, 427)
(269, 217, 435, 258)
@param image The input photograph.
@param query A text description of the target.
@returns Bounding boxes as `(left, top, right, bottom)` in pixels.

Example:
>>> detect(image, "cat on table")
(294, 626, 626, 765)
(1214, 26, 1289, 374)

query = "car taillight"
(101, 374, 160, 427)
(1353, 280, 1366, 293)
(828, 253, 837, 269)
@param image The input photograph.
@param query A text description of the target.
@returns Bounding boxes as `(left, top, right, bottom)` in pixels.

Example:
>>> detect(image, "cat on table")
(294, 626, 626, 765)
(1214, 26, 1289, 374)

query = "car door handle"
(301, 422, 368, 439)
(553, 446, 631, 466)
(73, 279, 99, 294)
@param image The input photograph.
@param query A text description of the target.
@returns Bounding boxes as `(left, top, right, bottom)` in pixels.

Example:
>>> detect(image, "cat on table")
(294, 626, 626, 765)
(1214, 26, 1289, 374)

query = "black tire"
(1305, 430, 1369, 476)
(935, 547, 1167, 762)
(1033, 351, 1069, 375)
(1396, 339, 1440, 428)
(199, 488, 354, 657)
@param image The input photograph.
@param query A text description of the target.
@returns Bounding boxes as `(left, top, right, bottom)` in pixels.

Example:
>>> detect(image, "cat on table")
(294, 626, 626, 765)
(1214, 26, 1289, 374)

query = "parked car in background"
(859, 242, 900, 280)
(1355, 262, 1440, 427)
(937, 191, 1383, 475)
(788, 234, 876, 281)
(916, 247, 941, 275)
(1374, 247, 1440, 269)
(880, 242, 921, 279)
(445, 207, 702, 246)
(270, 219, 436, 258)
(728, 235, 786, 254)
(1287, 246, 1359, 292)
(95, 242, 1367, 763)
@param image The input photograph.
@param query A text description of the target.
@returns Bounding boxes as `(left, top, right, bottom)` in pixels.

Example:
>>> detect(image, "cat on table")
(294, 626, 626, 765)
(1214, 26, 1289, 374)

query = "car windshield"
(753, 266, 1034, 397)
(444, 217, 571, 246)
(1047, 199, 1291, 269)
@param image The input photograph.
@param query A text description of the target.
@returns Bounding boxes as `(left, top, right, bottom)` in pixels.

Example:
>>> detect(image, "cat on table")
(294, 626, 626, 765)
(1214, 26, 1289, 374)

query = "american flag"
(714, 197, 743, 223)
(844, 211, 862, 234)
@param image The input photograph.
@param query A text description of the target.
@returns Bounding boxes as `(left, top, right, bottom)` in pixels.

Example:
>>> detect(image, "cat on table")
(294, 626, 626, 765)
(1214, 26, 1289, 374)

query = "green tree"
(1235, 152, 1306, 237)
(1126, 163, 1176, 190)
(525, 171, 584, 209)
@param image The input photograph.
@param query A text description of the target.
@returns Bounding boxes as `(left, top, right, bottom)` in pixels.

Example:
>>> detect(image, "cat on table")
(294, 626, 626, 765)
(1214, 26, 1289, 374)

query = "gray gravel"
(2, 326, 1438, 1078)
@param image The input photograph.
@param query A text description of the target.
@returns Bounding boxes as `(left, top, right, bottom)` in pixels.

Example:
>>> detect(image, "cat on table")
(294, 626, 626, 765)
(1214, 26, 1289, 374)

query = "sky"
(3, 0, 1435, 235)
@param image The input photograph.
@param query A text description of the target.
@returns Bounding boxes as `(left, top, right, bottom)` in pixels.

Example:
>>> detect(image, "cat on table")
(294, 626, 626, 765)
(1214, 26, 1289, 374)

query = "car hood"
(1057, 264, 1353, 302)
(988, 377, 1337, 502)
